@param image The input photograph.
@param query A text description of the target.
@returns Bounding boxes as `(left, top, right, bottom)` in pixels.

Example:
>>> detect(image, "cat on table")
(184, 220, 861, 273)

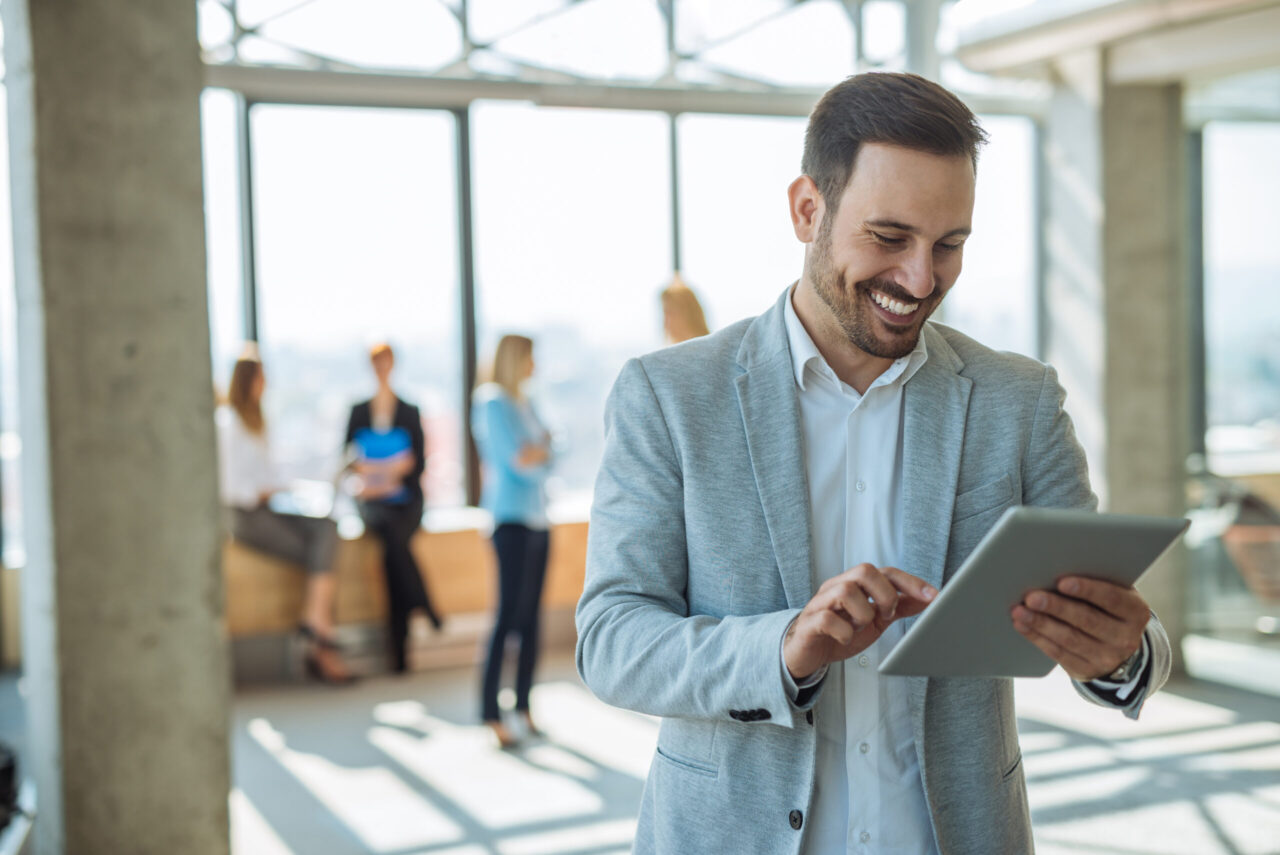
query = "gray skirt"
(228, 506, 338, 576)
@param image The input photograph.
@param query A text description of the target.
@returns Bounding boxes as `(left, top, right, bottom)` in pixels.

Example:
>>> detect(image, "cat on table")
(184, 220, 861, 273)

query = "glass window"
(861, 0, 906, 69)
(485, 0, 668, 81)
(676, 113, 807, 329)
(248, 105, 465, 508)
(691, 0, 855, 88)
(468, 0, 566, 46)
(254, 0, 463, 72)
(201, 88, 246, 380)
(1203, 121, 1280, 475)
(938, 114, 1037, 358)
(219, 0, 463, 72)
(198, 0, 236, 61)
(472, 102, 673, 509)
(0, 86, 19, 567)
(675, 0, 789, 56)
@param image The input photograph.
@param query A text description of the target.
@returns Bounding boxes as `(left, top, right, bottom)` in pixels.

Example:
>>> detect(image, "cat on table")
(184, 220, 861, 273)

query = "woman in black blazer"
(345, 343, 443, 672)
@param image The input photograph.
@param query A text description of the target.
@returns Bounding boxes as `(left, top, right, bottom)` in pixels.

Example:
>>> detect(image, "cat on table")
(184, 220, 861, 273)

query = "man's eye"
(872, 232, 905, 246)
(936, 242, 964, 253)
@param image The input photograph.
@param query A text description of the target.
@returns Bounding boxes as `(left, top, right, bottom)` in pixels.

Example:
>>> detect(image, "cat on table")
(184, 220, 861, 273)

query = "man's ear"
(788, 175, 823, 244)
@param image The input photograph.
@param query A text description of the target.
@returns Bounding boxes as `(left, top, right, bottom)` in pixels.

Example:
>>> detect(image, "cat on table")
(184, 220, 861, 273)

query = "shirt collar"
(783, 283, 930, 395)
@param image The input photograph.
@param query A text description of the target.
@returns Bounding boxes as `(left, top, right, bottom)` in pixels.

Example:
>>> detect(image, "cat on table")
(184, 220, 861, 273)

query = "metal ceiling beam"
(1108, 3, 1280, 84)
(205, 62, 825, 115)
(954, 0, 1272, 76)
(205, 61, 1044, 117)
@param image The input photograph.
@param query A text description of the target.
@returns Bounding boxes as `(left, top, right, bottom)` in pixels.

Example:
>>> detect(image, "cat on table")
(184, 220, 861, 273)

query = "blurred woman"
(471, 335, 552, 748)
(345, 343, 442, 674)
(217, 348, 353, 684)
(660, 272, 710, 344)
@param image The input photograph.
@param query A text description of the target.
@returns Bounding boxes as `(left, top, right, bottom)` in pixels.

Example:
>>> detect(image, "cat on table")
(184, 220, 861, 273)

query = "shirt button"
(789, 809, 803, 830)
(855, 480, 866, 492)
(861, 831, 872, 843)
(858, 655, 870, 667)
(859, 742, 870, 754)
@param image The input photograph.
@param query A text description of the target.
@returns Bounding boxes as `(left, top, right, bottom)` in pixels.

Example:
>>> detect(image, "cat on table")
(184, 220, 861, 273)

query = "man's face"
(805, 143, 975, 359)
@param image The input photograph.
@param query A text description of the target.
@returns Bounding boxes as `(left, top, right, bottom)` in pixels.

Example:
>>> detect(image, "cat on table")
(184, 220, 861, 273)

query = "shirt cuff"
(1086, 635, 1150, 702)
(780, 617, 829, 703)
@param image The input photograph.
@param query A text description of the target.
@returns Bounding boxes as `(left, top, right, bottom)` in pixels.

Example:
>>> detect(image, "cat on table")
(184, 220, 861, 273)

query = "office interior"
(0, 0, 1278, 853)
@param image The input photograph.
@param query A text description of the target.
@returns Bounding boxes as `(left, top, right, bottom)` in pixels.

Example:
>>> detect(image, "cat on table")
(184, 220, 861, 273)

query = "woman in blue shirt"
(471, 334, 552, 748)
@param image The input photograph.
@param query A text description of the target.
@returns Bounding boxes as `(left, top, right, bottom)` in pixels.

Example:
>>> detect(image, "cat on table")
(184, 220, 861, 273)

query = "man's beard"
(808, 218, 944, 360)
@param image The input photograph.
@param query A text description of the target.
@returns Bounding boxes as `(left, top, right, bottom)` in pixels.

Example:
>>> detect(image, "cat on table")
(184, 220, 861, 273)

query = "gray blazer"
(576, 288, 1171, 855)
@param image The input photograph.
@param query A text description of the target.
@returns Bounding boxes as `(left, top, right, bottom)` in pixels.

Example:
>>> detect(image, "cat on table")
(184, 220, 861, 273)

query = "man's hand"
(1011, 576, 1149, 682)
(783, 564, 937, 681)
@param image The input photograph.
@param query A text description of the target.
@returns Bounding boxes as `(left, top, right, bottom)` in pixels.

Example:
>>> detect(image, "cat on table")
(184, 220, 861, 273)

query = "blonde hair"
(227, 348, 265, 435)
(660, 273, 709, 343)
(487, 334, 534, 399)
(369, 341, 394, 362)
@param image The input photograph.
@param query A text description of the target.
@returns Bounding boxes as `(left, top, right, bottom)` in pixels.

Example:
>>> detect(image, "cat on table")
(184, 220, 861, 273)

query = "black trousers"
(481, 523, 550, 722)
(359, 496, 439, 672)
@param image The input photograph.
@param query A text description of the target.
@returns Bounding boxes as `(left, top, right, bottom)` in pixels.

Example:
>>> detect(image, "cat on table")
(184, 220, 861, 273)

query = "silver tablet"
(878, 506, 1189, 678)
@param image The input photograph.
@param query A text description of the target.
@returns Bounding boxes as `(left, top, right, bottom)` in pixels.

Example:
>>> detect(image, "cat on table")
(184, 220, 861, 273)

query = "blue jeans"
(481, 523, 549, 722)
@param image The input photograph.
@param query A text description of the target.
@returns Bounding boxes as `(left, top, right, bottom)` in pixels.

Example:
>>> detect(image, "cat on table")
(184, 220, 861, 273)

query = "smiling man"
(576, 73, 1169, 855)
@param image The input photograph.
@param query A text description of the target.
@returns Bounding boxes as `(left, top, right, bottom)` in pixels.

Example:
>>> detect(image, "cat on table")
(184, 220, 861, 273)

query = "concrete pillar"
(2, 2, 231, 854)
(1100, 78, 1191, 665)
(1043, 48, 1192, 670)
(1043, 49, 1108, 503)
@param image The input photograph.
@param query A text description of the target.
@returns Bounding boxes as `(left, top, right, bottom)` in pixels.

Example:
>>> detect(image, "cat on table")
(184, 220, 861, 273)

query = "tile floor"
(225, 654, 1280, 855)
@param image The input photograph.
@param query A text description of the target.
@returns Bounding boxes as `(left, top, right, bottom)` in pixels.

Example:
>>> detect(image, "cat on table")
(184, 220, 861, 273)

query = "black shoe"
(298, 623, 342, 651)
(305, 649, 358, 686)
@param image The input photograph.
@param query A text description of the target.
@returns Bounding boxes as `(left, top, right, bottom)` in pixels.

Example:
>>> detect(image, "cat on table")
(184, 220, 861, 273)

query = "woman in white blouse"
(216, 350, 353, 684)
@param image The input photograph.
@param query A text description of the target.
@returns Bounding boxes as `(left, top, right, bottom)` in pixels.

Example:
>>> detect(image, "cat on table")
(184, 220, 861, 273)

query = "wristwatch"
(1106, 645, 1144, 683)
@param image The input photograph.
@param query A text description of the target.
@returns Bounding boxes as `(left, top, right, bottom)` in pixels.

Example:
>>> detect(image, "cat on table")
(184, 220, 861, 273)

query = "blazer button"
(789, 809, 803, 830)
(805, 710, 814, 725)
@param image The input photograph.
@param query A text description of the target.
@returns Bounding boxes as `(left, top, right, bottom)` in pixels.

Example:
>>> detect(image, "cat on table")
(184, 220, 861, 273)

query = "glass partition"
(1187, 120, 1280, 650)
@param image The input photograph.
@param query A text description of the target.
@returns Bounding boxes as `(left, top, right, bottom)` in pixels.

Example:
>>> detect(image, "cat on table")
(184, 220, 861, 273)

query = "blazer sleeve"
(575, 358, 809, 729)
(1023, 364, 1171, 717)
(404, 402, 426, 484)
(344, 403, 364, 448)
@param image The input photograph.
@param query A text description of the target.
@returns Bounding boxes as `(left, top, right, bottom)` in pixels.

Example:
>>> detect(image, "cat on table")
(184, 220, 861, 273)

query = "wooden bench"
(222, 521, 589, 675)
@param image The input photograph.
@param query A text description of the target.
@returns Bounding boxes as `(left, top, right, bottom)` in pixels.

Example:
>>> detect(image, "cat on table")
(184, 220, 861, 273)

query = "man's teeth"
(871, 292, 919, 316)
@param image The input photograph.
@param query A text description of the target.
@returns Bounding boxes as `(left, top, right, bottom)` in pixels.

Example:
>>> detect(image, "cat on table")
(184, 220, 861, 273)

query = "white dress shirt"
(782, 288, 939, 854)
(215, 405, 281, 510)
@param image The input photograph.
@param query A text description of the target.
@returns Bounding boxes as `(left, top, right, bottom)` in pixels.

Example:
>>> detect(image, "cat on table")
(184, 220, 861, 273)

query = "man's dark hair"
(801, 72, 988, 208)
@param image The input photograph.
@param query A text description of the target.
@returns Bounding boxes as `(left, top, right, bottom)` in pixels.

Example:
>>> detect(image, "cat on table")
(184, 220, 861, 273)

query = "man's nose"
(897, 249, 935, 299)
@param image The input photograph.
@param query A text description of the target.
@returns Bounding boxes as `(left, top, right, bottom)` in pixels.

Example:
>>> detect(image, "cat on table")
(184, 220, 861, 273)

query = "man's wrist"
(780, 618, 827, 699)
(1087, 635, 1151, 705)
(1104, 645, 1144, 683)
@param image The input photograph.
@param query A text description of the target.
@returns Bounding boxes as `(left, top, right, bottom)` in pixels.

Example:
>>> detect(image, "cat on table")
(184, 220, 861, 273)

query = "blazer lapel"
(900, 325, 972, 591)
(901, 325, 972, 725)
(734, 291, 815, 610)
